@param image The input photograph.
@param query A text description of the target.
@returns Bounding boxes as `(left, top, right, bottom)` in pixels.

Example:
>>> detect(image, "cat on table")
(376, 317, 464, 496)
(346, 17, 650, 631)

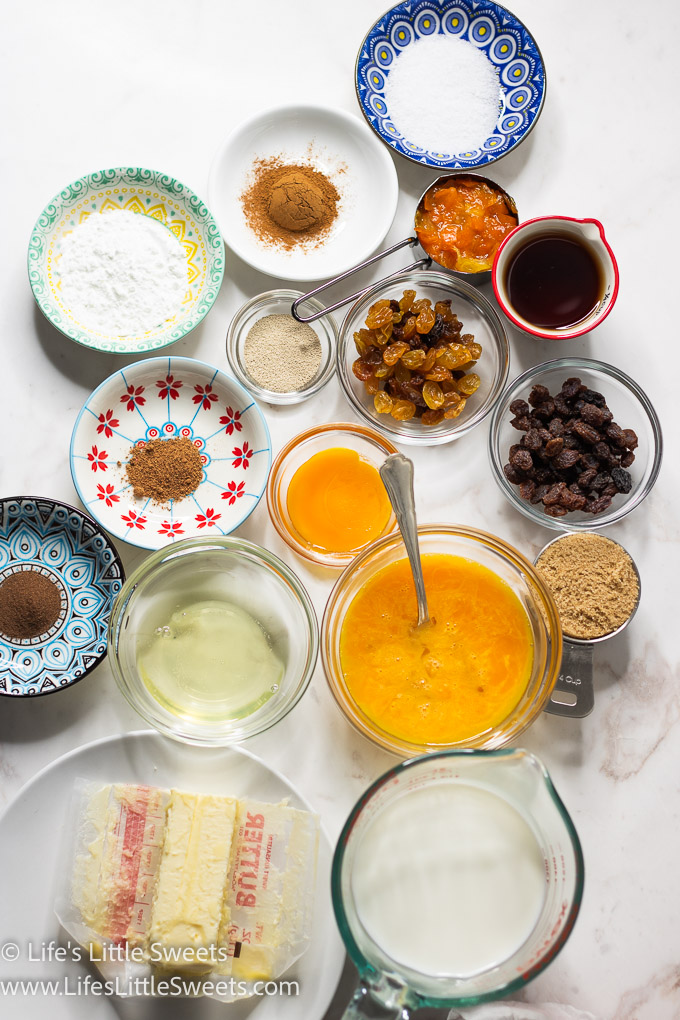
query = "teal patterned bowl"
(27, 167, 225, 354)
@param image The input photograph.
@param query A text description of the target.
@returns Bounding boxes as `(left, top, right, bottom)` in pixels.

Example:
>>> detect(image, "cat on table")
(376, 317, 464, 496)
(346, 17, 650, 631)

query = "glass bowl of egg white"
(267, 422, 399, 569)
(322, 524, 562, 758)
(226, 289, 338, 404)
(107, 537, 318, 745)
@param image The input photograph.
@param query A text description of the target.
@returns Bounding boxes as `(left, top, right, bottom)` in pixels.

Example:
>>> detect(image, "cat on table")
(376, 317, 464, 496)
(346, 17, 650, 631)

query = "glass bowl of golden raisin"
(336, 270, 509, 445)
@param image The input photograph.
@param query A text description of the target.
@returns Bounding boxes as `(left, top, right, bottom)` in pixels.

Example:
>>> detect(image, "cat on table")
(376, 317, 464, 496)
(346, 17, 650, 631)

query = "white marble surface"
(1, 1, 678, 1018)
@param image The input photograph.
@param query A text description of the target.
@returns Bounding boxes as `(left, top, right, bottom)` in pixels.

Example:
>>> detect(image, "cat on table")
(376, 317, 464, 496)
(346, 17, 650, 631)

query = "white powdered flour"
(384, 35, 501, 154)
(58, 209, 187, 336)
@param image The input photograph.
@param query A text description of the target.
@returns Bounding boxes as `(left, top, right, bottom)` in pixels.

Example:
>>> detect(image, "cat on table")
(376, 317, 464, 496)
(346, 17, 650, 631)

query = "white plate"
(0, 731, 345, 1020)
(209, 103, 399, 282)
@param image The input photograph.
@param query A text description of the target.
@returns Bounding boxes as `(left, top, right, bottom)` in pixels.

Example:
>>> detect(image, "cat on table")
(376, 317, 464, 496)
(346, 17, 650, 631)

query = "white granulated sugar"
(384, 35, 501, 154)
(58, 209, 187, 336)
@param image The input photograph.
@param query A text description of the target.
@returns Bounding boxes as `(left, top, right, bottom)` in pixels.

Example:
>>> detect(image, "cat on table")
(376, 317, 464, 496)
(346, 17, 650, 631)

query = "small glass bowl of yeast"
(108, 537, 318, 745)
(322, 524, 562, 757)
(226, 289, 338, 404)
(267, 422, 398, 569)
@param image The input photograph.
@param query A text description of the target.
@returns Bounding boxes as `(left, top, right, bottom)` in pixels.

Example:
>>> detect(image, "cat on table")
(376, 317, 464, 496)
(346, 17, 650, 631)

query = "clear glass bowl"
(226, 288, 338, 404)
(108, 537, 318, 745)
(266, 422, 398, 568)
(488, 358, 663, 531)
(321, 524, 562, 757)
(336, 269, 509, 446)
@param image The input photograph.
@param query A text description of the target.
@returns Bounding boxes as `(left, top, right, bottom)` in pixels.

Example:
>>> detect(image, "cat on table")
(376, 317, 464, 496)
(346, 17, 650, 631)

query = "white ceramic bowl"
(209, 104, 399, 282)
(492, 216, 619, 339)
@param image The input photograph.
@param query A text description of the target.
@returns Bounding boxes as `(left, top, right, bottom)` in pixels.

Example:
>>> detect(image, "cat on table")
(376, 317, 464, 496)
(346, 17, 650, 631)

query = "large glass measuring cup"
(332, 749, 584, 1018)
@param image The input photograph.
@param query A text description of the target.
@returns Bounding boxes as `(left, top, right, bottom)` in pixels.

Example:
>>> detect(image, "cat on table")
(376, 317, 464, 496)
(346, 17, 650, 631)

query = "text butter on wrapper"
(218, 799, 319, 981)
(55, 781, 319, 1001)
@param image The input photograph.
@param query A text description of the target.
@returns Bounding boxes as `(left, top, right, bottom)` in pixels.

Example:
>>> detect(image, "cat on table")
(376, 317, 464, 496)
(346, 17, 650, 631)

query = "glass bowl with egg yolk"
(321, 524, 562, 756)
(107, 536, 318, 745)
(267, 423, 399, 568)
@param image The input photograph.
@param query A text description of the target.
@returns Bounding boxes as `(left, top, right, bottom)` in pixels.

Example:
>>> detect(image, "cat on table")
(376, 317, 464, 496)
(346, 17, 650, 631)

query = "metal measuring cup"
(291, 172, 517, 323)
(534, 534, 642, 718)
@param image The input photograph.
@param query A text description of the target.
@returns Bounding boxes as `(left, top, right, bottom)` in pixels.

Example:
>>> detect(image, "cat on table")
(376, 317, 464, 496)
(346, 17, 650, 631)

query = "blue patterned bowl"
(0, 498, 125, 697)
(27, 167, 225, 354)
(355, 0, 546, 170)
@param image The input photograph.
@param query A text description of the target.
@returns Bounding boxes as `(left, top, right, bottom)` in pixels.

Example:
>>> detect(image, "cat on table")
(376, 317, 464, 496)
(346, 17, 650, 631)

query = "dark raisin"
(581, 453, 599, 470)
(533, 400, 556, 421)
(518, 480, 536, 501)
(611, 467, 633, 493)
(522, 429, 544, 451)
(620, 451, 636, 468)
(511, 448, 534, 472)
(581, 388, 606, 407)
(589, 494, 613, 515)
(560, 377, 584, 400)
(533, 468, 553, 484)
(591, 472, 612, 492)
(531, 484, 550, 504)
(428, 314, 444, 341)
(605, 422, 626, 446)
(562, 435, 580, 450)
(592, 441, 613, 463)
(560, 490, 587, 511)
(545, 437, 564, 457)
(548, 418, 565, 436)
(543, 482, 567, 506)
(573, 421, 601, 444)
(569, 482, 584, 494)
(545, 504, 568, 517)
(503, 463, 524, 484)
(578, 468, 597, 488)
(622, 429, 639, 451)
(553, 449, 581, 470)
(601, 484, 618, 498)
(510, 415, 532, 431)
(553, 395, 571, 416)
(528, 384, 550, 406)
(580, 403, 609, 427)
(509, 399, 530, 417)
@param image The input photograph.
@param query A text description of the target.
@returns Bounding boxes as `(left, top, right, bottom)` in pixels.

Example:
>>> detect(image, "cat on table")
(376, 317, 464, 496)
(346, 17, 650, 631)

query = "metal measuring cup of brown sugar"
(534, 533, 642, 718)
(291, 172, 517, 323)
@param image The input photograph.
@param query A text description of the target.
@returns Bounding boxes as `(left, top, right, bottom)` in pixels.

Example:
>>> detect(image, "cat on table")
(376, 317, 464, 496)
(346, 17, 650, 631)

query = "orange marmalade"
(415, 177, 518, 274)
(339, 553, 534, 745)
(286, 447, 392, 554)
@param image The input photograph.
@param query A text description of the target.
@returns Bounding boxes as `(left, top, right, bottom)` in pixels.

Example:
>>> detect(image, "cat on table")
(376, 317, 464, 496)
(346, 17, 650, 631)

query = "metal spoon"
(379, 453, 431, 629)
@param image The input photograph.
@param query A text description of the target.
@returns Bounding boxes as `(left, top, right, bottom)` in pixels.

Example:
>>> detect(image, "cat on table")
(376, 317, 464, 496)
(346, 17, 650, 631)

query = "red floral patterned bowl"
(70, 356, 272, 551)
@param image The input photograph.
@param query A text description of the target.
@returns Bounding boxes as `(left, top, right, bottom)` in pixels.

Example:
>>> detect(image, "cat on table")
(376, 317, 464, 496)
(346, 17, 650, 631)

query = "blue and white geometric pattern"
(355, 0, 546, 169)
(0, 498, 124, 697)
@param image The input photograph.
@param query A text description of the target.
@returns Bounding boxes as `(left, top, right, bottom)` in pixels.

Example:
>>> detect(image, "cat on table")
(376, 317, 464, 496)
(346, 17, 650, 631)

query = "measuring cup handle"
(544, 642, 595, 718)
(341, 982, 411, 1019)
(291, 237, 431, 323)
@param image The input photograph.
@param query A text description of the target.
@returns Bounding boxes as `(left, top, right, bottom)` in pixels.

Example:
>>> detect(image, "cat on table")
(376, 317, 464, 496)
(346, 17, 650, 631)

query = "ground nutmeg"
(126, 436, 203, 505)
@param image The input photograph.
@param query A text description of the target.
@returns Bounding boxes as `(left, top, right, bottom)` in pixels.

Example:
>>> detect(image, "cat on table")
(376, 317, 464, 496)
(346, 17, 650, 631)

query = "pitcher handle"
(291, 237, 431, 323)
(341, 982, 411, 1019)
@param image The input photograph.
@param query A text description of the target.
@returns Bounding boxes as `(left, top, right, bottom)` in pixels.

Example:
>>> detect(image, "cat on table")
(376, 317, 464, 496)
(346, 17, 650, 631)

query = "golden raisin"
(402, 349, 426, 369)
(458, 372, 481, 395)
(421, 408, 445, 425)
(444, 398, 467, 419)
(391, 399, 417, 421)
(399, 290, 416, 314)
(415, 307, 436, 334)
(423, 380, 445, 410)
(383, 341, 410, 365)
(374, 391, 394, 414)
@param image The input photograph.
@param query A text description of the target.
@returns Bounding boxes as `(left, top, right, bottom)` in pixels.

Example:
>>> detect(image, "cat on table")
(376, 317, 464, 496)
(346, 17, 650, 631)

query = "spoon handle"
(379, 454, 430, 628)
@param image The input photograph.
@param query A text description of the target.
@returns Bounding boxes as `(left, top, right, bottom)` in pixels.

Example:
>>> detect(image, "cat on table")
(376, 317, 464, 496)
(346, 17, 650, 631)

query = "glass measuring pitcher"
(332, 749, 584, 1018)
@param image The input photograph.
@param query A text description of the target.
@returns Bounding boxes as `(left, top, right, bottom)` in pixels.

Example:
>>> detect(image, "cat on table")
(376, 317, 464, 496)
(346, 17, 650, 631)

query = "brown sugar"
(126, 436, 203, 505)
(241, 158, 340, 250)
(536, 533, 639, 640)
(0, 569, 63, 640)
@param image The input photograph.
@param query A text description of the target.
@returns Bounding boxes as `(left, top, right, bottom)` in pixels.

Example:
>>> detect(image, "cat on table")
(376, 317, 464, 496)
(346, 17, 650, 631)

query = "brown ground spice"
(0, 569, 63, 640)
(126, 436, 203, 505)
(241, 158, 340, 250)
(536, 533, 639, 640)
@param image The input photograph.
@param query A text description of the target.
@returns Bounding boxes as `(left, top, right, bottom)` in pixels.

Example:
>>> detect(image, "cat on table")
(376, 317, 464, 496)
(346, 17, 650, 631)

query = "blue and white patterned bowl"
(0, 498, 125, 697)
(355, 0, 546, 170)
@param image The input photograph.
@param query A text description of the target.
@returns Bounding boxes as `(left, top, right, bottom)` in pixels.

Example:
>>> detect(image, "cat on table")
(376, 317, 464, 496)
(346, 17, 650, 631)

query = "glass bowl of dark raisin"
(336, 269, 509, 446)
(489, 358, 662, 530)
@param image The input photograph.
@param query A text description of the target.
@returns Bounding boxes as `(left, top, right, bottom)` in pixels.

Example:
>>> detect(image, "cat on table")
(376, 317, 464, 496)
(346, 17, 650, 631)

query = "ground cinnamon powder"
(0, 570, 63, 640)
(241, 158, 340, 250)
(536, 533, 639, 640)
(126, 436, 203, 505)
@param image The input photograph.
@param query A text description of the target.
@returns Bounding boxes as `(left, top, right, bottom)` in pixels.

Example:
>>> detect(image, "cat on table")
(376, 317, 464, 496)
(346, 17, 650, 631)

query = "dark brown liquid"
(505, 234, 603, 330)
